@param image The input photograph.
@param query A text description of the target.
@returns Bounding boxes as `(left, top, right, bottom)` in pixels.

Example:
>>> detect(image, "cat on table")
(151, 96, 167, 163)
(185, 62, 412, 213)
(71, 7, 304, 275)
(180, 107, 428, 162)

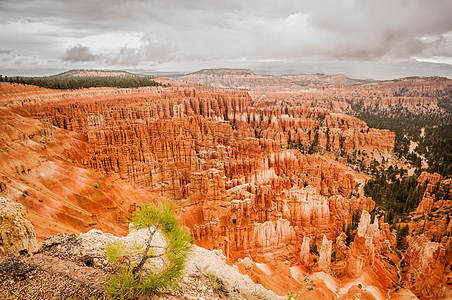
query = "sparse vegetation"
(310, 236, 319, 256)
(303, 277, 316, 291)
(287, 290, 300, 299)
(396, 224, 410, 249)
(202, 270, 227, 295)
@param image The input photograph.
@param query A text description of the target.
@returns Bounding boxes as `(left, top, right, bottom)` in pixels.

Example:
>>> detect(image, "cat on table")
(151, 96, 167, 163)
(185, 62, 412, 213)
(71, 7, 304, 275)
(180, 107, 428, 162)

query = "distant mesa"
(188, 68, 255, 76)
(51, 69, 144, 78)
(176, 67, 365, 90)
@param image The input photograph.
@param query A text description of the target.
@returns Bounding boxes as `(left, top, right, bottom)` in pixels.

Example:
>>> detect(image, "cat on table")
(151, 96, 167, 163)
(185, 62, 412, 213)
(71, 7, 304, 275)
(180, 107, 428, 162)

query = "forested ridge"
(351, 98, 452, 177)
(0, 72, 165, 89)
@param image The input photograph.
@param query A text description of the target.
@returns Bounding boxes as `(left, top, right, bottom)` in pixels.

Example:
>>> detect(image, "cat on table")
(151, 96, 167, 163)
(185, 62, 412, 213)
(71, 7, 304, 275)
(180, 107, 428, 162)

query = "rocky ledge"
(0, 226, 281, 300)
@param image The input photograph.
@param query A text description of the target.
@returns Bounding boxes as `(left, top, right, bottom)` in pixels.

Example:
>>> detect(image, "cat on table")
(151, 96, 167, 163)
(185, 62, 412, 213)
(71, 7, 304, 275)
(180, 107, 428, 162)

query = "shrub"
(203, 271, 227, 295)
(331, 250, 336, 262)
(396, 224, 409, 249)
(310, 236, 319, 256)
(104, 201, 193, 299)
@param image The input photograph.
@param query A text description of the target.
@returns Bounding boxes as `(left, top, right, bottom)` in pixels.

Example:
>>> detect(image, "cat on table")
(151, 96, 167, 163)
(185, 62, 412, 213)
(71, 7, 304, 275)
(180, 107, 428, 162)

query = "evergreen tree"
(105, 201, 192, 298)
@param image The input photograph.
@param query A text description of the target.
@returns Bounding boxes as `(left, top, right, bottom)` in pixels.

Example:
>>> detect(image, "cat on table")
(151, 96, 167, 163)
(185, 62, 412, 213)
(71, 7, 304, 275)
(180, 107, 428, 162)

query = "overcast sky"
(1, 0, 452, 79)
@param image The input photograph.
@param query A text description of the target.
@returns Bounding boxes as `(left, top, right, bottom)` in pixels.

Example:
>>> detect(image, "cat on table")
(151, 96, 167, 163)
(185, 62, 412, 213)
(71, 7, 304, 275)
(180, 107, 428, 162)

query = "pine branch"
(132, 223, 160, 275)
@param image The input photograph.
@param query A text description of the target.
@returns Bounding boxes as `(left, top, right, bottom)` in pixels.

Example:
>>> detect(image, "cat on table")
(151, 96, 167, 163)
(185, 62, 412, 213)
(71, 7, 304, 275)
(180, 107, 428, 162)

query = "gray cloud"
(106, 47, 142, 66)
(61, 44, 97, 62)
(0, 0, 451, 78)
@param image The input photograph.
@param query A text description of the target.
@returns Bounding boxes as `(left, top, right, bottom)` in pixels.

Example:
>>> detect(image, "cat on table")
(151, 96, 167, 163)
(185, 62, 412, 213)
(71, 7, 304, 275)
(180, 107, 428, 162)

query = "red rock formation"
(403, 235, 452, 299)
(14, 83, 392, 200)
(250, 219, 297, 262)
(411, 172, 452, 244)
(299, 236, 310, 266)
(335, 232, 348, 260)
(347, 210, 380, 277)
(318, 234, 333, 272)
(417, 171, 443, 195)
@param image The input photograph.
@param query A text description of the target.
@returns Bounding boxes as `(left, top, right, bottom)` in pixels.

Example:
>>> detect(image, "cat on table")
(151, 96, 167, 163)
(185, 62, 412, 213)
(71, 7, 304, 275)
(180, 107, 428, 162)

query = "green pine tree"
(104, 201, 193, 299)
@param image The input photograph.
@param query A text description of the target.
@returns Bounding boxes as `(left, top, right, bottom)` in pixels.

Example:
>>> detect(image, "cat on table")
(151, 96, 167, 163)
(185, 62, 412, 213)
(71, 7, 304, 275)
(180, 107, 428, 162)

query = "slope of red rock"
(0, 93, 159, 241)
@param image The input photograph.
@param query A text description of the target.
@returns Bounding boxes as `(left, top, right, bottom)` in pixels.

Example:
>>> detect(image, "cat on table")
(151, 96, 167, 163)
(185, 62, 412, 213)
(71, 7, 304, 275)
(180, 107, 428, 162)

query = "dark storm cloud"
(0, 0, 451, 77)
(61, 45, 98, 62)
(306, 0, 452, 60)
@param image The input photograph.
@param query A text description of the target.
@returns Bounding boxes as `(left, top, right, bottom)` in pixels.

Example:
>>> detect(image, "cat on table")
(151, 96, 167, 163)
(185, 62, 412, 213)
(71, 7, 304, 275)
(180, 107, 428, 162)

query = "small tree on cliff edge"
(104, 201, 193, 299)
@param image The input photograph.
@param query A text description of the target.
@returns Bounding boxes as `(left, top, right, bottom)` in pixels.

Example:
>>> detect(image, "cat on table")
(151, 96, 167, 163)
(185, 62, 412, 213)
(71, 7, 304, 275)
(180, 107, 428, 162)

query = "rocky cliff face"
(0, 197, 37, 255)
(404, 235, 452, 299)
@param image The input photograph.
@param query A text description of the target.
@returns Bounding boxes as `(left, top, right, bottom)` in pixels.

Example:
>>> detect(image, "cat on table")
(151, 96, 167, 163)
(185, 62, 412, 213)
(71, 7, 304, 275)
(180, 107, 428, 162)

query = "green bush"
(310, 236, 319, 256)
(203, 271, 227, 295)
(104, 201, 193, 299)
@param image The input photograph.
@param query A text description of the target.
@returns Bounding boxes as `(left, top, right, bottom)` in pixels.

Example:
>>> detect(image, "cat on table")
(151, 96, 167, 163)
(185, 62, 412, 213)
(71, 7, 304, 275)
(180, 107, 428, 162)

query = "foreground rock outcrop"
(0, 197, 37, 256)
(1, 227, 282, 300)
